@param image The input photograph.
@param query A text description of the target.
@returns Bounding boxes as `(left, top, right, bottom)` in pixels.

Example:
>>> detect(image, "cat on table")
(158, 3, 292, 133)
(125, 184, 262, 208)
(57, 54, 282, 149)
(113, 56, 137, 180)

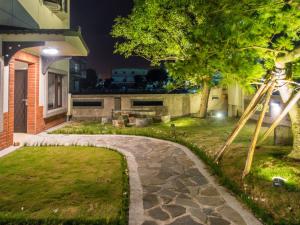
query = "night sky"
(71, 0, 149, 78)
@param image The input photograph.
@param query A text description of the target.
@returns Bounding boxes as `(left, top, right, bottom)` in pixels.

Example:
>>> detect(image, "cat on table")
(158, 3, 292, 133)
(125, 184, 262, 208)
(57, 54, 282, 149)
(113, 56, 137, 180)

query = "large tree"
(209, 0, 300, 159)
(112, 0, 300, 159)
(111, 0, 216, 117)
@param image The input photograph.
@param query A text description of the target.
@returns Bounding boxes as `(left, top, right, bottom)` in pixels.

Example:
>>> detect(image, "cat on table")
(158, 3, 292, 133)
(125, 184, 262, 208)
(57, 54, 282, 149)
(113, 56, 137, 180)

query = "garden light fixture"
(270, 102, 281, 117)
(272, 176, 287, 187)
(216, 112, 224, 119)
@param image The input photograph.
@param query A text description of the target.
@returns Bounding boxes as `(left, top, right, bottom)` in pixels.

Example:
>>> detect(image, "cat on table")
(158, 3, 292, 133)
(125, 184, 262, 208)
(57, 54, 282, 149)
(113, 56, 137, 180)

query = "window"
(73, 99, 103, 107)
(74, 63, 80, 73)
(48, 73, 63, 110)
(132, 100, 164, 107)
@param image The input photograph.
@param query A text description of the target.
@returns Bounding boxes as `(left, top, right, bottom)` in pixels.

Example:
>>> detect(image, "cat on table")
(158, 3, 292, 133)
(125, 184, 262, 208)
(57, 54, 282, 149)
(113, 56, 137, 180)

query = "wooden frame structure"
(214, 74, 300, 179)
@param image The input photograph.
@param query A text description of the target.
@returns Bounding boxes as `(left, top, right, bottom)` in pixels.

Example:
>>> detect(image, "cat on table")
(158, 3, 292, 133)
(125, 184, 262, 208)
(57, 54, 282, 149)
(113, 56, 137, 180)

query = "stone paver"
(2, 134, 262, 225)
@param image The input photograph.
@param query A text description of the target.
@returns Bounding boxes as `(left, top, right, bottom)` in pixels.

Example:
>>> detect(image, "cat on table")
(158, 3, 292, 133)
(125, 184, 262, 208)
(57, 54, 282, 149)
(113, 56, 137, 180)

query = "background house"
(0, 0, 88, 149)
(69, 56, 88, 92)
(112, 68, 148, 86)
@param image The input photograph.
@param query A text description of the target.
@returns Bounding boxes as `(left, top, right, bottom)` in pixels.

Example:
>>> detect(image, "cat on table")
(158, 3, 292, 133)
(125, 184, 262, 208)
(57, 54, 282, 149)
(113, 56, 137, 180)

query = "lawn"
(0, 146, 128, 225)
(53, 117, 300, 225)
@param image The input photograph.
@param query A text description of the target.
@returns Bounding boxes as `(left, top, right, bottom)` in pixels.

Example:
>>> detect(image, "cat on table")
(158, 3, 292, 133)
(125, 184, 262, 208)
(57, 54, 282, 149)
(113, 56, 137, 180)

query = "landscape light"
(42, 48, 59, 55)
(271, 102, 281, 117)
(272, 176, 287, 187)
(216, 112, 224, 119)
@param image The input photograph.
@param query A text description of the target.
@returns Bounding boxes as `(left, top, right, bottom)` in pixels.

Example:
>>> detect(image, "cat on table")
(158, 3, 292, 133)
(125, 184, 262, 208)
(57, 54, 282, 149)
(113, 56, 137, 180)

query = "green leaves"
(111, 0, 300, 90)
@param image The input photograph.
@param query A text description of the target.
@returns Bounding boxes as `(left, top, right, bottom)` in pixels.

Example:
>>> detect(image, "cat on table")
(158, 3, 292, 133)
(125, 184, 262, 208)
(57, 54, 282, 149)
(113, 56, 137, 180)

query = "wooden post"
(242, 82, 275, 179)
(258, 91, 300, 145)
(240, 82, 268, 121)
(214, 81, 272, 163)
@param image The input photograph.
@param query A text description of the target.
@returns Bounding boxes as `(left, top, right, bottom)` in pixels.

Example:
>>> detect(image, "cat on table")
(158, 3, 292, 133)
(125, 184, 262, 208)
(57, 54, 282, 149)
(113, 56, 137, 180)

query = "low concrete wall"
(71, 88, 227, 120)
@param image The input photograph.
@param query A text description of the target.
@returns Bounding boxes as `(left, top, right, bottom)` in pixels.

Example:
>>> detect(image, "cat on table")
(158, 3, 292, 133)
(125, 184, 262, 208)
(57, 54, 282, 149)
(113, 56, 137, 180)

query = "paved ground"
(3, 134, 262, 225)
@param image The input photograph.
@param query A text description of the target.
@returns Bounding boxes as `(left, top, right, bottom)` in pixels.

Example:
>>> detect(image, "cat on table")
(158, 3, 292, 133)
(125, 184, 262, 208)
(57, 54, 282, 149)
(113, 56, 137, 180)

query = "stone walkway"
(7, 134, 262, 225)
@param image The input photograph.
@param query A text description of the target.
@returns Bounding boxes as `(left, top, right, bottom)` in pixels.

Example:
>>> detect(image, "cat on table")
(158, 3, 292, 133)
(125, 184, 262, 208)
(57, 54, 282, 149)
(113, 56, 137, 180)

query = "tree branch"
(276, 46, 300, 65)
(239, 46, 287, 54)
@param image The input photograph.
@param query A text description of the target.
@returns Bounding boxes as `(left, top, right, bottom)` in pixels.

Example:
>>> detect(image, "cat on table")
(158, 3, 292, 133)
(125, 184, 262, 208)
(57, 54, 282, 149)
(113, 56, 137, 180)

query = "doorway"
(114, 97, 121, 111)
(14, 66, 28, 133)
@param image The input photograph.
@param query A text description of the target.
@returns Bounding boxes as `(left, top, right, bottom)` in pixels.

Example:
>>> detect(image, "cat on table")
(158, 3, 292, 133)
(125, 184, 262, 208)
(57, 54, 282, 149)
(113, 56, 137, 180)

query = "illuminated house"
(112, 68, 148, 85)
(0, 0, 88, 149)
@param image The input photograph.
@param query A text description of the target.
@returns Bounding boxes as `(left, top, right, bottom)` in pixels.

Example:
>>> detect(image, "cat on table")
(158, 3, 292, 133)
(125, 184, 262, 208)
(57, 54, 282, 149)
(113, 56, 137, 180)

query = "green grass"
(53, 118, 300, 225)
(0, 146, 129, 225)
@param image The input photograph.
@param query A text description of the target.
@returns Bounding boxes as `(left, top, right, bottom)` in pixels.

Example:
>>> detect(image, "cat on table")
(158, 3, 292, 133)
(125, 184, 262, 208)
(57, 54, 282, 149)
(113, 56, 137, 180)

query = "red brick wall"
(0, 51, 66, 150)
(0, 113, 13, 149)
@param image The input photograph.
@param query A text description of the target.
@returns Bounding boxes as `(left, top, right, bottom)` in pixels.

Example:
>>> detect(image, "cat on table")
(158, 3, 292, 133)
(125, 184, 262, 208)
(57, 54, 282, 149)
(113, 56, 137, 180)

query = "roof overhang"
(0, 29, 89, 67)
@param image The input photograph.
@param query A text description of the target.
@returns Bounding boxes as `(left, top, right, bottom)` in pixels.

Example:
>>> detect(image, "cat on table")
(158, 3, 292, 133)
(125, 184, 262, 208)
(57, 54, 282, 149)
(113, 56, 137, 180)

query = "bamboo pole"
(214, 81, 273, 163)
(242, 82, 276, 179)
(240, 82, 269, 121)
(258, 91, 300, 145)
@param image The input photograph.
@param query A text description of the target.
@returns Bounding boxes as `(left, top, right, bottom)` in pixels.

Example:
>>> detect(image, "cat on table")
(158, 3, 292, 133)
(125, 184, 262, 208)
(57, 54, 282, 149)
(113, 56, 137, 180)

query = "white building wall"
(3, 65, 9, 113)
(18, 0, 70, 29)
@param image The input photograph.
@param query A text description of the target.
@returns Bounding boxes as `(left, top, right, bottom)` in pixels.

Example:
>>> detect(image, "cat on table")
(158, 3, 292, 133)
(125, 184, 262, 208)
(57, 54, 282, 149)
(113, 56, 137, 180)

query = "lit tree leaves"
(111, 0, 300, 91)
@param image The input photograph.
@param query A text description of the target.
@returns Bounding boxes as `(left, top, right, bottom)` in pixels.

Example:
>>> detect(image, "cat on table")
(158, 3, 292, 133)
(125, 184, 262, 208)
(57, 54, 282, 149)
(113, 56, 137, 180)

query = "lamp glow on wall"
(42, 48, 59, 56)
(270, 102, 281, 117)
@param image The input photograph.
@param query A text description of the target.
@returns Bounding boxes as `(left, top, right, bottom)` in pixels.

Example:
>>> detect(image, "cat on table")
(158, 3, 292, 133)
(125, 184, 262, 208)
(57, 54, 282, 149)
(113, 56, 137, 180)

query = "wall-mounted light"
(271, 102, 281, 117)
(42, 48, 59, 56)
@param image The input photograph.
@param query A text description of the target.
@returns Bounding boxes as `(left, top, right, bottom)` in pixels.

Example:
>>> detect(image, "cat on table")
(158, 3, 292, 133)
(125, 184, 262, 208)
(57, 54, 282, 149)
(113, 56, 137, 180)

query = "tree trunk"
(278, 84, 300, 160)
(199, 81, 211, 118)
(276, 63, 300, 160)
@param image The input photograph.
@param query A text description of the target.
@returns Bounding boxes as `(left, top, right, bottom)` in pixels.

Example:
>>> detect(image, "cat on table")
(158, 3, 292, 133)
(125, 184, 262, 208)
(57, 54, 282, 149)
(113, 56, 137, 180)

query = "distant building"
(112, 68, 149, 85)
(70, 57, 88, 92)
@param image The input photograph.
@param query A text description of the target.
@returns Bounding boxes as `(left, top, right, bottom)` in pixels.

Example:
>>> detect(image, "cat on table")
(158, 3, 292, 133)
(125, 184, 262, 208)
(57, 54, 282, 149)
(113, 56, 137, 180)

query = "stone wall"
(71, 88, 227, 120)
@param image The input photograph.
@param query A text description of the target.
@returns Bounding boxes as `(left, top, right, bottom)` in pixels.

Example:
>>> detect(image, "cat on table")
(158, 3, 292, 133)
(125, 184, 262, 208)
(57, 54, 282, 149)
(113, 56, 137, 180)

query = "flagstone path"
(4, 134, 262, 225)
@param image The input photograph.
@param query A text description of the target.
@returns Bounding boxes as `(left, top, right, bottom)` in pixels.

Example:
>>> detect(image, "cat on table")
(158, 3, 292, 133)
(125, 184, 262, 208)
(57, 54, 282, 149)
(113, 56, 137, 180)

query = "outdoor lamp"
(271, 102, 281, 117)
(216, 112, 224, 119)
(42, 48, 59, 55)
(272, 176, 286, 187)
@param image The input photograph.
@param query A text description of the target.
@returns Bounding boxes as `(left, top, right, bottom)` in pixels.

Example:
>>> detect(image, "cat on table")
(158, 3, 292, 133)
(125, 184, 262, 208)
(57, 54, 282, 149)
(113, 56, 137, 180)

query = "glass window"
(48, 73, 63, 110)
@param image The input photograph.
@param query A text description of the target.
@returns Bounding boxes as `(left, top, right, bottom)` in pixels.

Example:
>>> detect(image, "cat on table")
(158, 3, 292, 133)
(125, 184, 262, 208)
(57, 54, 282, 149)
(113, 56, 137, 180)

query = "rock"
(200, 186, 219, 196)
(161, 115, 171, 123)
(196, 196, 225, 206)
(148, 207, 170, 221)
(168, 215, 203, 225)
(136, 118, 152, 127)
(142, 221, 158, 225)
(162, 204, 186, 218)
(217, 205, 247, 225)
(189, 208, 207, 223)
(158, 167, 179, 180)
(208, 216, 230, 225)
(143, 194, 159, 209)
(186, 168, 208, 185)
(101, 117, 111, 124)
(158, 189, 177, 198)
(175, 198, 199, 208)
(144, 186, 161, 194)
(112, 119, 126, 128)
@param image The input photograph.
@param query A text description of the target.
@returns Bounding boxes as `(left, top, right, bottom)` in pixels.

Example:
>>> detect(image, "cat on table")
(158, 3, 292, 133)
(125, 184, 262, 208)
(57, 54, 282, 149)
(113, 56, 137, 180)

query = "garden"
(0, 146, 128, 225)
(53, 117, 300, 225)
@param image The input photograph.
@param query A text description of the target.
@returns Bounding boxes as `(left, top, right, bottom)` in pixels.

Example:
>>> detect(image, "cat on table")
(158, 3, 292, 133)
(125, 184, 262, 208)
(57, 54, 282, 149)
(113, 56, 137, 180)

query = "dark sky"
(71, 0, 149, 78)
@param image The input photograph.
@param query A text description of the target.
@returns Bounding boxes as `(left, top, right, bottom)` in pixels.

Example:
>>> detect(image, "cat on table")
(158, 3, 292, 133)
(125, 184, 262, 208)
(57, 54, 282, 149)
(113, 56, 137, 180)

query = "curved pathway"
(18, 134, 261, 225)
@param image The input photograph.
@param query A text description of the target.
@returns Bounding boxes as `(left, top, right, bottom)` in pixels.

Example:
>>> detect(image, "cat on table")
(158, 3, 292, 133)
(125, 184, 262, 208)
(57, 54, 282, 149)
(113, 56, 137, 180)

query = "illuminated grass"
(0, 146, 129, 225)
(53, 117, 300, 224)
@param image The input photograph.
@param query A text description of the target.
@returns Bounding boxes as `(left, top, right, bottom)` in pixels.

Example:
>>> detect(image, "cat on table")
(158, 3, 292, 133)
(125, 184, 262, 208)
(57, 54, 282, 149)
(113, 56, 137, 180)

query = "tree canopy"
(112, 0, 300, 90)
